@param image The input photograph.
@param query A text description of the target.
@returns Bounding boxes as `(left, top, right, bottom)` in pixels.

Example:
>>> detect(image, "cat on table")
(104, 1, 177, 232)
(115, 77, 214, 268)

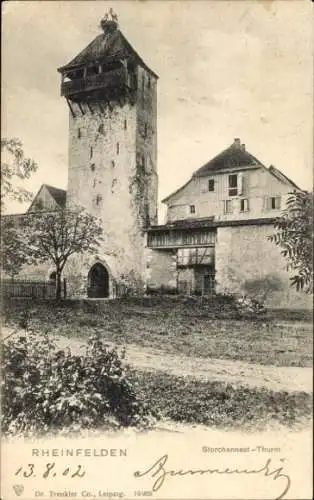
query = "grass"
(131, 370, 313, 431)
(3, 297, 312, 367)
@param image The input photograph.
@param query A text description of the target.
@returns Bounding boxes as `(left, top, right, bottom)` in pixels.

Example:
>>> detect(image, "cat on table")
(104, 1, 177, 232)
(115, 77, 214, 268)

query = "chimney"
(241, 143, 246, 151)
(233, 138, 241, 149)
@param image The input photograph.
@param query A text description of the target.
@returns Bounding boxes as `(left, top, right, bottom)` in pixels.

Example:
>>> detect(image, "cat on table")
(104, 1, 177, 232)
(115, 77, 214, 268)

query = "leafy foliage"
(134, 371, 312, 430)
(1, 333, 153, 436)
(1, 138, 38, 207)
(0, 217, 31, 278)
(268, 190, 313, 293)
(19, 207, 103, 298)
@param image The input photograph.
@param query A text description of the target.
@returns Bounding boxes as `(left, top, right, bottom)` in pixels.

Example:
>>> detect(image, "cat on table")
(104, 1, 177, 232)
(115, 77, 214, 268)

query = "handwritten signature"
(134, 454, 291, 499)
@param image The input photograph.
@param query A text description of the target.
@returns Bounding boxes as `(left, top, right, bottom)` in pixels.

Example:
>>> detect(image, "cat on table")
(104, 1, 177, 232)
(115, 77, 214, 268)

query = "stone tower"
(58, 11, 158, 297)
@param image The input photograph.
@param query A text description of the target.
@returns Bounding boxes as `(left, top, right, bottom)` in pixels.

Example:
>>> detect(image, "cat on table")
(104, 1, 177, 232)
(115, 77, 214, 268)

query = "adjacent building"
(146, 139, 310, 308)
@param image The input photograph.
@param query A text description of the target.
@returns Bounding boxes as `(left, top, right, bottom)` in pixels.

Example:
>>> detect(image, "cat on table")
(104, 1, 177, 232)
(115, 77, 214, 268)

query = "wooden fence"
(1, 280, 61, 299)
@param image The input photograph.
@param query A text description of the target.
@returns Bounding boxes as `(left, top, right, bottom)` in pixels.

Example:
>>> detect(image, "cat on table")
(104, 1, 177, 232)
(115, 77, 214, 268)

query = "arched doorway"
(87, 263, 109, 298)
(49, 271, 56, 283)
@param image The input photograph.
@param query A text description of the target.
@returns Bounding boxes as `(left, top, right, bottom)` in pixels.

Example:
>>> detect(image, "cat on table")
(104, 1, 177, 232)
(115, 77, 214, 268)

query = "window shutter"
(238, 173, 243, 195)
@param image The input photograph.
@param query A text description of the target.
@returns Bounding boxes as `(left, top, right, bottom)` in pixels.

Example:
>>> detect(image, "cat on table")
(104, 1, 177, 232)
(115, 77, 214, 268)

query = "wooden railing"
(147, 229, 216, 249)
(1, 280, 63, 299)
(61, 68, 130, 97)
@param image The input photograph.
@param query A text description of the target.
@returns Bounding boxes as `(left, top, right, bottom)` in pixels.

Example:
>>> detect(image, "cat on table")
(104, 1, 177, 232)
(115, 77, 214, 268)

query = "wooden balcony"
(147, 227, 216, 249)
(61, 68, 133, 98)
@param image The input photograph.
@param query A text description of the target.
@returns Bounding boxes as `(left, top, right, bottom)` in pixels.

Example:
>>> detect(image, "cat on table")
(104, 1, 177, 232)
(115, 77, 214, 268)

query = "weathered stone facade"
(215, 224, 312, 309)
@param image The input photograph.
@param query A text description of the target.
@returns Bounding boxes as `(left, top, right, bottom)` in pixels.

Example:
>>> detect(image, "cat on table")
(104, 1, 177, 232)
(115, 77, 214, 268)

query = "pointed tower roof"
(58, 11, 158, 78)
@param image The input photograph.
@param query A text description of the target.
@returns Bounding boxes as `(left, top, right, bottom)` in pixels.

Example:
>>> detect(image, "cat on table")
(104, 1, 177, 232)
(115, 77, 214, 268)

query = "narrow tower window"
(144, 123, 148, 137)
(124, 119, 127, 130)
(141, 73, 145, 108)
(77, 128, 81, 139)
(141, 155, 146, 171)
(90, 146, 93, 159)
(116, 142, 120, 155)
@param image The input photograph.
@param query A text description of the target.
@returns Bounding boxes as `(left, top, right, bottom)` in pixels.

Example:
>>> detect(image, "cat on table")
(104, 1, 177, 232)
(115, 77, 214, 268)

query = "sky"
(2, 0, 313, 219)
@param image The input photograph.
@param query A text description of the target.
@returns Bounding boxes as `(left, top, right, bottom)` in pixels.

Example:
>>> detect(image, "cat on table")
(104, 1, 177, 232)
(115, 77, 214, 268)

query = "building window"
(124, 119, 127, 130)
(240, 198, 249, 212)
(77, 128, 81, 139)
(225, 200, 233, 213)
(144, 123, 148, 137)
(268, 196, 281, 210)
(147, 75, 151, 89)
(90, 163, 95, 172)
(111, 160, 115, 168)
(228, 174, 238, 196)
(190, 205, 195, 214)
(208, 179, 215, 192)
(90, 146, 93, 159)
(116, 142, 119, 155)
(96, 194, 102, 205)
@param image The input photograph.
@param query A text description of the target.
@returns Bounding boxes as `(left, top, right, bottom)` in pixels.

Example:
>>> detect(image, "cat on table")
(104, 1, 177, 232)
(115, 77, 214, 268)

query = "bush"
(235, 296, 266, 318)
(1, 332, 153, 436)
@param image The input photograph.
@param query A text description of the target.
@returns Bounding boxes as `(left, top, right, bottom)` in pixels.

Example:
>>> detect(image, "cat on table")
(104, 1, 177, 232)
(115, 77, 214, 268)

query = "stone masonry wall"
(215, 224, 312, 309)
(145, 247, 177, 292)
(66, 97, 148, 293)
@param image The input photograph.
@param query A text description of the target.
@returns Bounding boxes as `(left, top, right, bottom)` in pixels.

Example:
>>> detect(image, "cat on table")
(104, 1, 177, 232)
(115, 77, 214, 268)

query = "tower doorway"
(87, 263, 109, 298)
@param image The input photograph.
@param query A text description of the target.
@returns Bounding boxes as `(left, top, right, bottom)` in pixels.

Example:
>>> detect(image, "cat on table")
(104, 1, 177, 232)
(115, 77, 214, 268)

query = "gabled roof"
(193, 139, 263, 178)
(268, 165, 300, 190)
(27, 184, 66, 212)
(58, 29, 158, 78)
(162, 139, 300, 204)
(44, 185, 67, 207)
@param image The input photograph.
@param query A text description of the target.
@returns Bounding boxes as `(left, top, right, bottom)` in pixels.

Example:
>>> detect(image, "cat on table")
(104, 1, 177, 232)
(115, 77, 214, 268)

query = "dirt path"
(3, 327, 312, 393)
(52, 335, 312, 394)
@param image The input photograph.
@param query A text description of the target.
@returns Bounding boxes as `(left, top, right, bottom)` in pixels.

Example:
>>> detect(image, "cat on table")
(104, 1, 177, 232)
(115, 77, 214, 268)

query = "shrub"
(1, 332, 153, 436)
(235, 296, 266, 318)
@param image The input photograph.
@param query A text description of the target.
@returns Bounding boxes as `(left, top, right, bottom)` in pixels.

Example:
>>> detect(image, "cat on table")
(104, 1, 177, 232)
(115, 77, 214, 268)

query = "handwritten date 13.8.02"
(15, 463, 86, 479)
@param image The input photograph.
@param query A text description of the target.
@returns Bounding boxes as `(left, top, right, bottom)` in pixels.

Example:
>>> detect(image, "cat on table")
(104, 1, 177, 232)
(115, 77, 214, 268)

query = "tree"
(24, 207, 103, 299)
(1, 217, 31, 280)
(1, 138, 38, 208)
(268, 190, 313, 293)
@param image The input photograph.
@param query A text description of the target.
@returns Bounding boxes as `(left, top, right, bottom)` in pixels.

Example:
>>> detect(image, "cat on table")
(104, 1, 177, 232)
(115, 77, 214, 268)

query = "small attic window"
(208, 179, 215, 192)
